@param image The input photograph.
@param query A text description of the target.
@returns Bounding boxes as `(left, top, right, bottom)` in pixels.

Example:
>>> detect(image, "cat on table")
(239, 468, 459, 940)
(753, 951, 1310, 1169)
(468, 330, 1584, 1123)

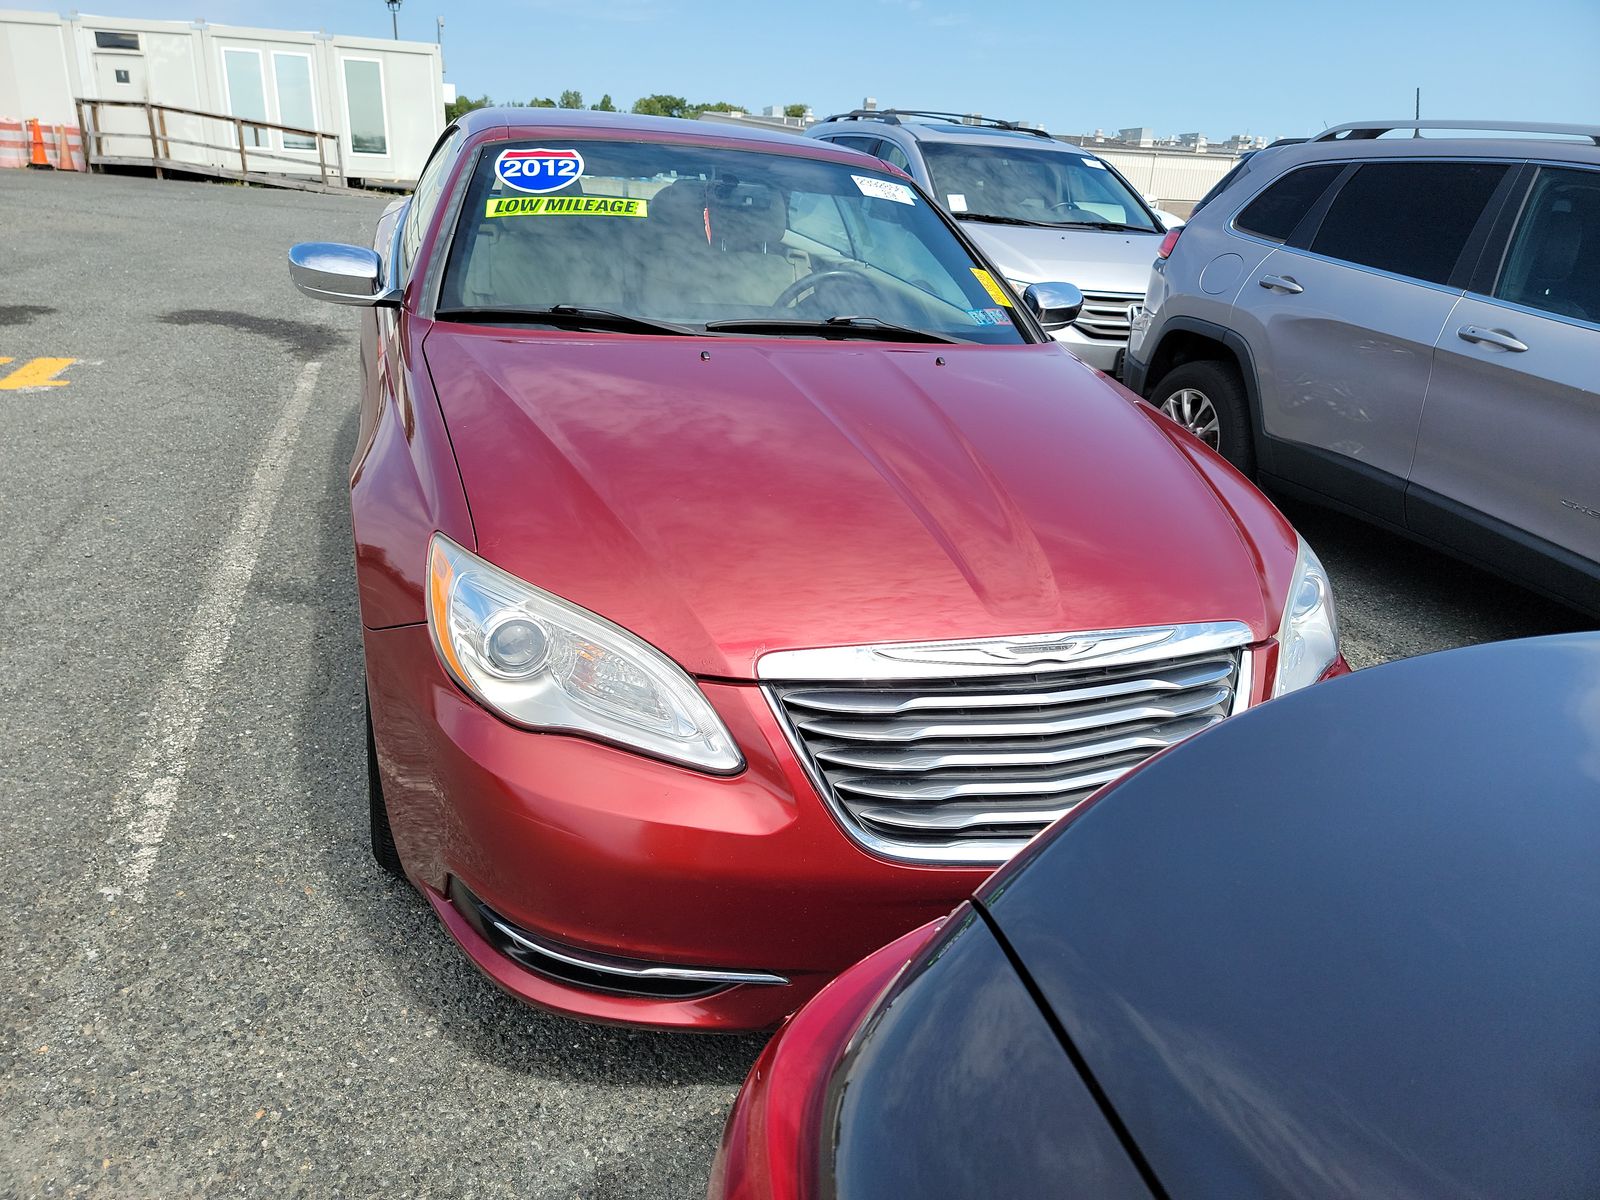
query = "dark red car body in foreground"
(298, 109, 1345, 1031)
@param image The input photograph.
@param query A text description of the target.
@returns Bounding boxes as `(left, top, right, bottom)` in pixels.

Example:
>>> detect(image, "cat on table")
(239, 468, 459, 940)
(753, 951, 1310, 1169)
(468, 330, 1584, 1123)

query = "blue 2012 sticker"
(495, 148, 584, 194)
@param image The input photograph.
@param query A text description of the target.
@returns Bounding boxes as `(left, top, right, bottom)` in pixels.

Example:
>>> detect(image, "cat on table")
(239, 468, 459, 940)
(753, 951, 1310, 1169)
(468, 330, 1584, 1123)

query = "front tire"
(1149, 360, 1254, 476)
(366, 694, 404, 877)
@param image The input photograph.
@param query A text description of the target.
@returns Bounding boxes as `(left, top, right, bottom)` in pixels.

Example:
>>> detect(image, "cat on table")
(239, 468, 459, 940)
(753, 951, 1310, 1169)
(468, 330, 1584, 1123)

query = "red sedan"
(288, 109, 1346, 1032)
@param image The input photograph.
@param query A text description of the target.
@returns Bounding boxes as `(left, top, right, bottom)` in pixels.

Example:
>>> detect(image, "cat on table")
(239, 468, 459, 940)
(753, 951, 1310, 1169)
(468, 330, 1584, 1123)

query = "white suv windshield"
(439, 139, 1030, 344)
(921, 143, 1159, 232)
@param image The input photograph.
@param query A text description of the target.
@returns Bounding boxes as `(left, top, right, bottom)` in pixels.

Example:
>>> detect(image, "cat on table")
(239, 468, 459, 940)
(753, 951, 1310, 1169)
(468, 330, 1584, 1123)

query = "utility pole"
(1414, 87, 1421, 137)
(437, 16, 445, 74)
(386, 0, 401, 39)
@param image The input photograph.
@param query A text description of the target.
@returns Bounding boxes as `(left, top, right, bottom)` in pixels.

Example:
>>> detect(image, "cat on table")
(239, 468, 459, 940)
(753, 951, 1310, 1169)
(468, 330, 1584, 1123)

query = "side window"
(401, 127, 463, 274)
(831, 135, 883, 156)
(1234, 163, 1343, 241)
(1309, 161, 1509, 286)
(876, 140, 912, 173)
(787, 190, 852, 254)
(1495, 166, 1600, 322)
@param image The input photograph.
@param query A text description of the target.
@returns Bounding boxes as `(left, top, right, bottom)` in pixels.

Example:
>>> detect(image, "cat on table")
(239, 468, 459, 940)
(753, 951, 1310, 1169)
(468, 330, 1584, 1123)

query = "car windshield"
(920, 142, 1159, 232)
(438, 139, 1031, 344)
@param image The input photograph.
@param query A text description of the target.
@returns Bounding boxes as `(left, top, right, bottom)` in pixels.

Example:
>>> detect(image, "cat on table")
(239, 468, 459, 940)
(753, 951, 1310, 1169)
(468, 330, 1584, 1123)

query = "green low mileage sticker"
(486, 195, 649, 219)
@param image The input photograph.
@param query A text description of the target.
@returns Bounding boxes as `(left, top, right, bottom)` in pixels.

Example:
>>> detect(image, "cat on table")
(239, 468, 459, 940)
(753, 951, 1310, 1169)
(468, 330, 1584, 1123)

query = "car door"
(1230, 159, 1512, 520)
(1411, 163, 1600, 583)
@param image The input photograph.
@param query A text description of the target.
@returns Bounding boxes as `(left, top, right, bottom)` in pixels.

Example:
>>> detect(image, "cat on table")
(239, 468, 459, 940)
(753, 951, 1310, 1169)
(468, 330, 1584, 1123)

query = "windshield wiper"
(435, 305, 700, 337)
(956, 212, 1155, 234)
(702, 316, 959, 344)
(953, 212, 1059, 229)
(1055, 220, 1157, 233)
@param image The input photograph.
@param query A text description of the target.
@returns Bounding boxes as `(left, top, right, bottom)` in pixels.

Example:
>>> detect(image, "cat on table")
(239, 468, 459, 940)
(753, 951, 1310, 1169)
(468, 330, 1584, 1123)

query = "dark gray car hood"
(981, 635, 1600, 1199)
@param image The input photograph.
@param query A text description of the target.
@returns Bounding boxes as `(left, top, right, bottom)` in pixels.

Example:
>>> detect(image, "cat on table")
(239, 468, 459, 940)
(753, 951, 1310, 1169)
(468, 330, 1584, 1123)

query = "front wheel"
(1148, 360, 1254, 476)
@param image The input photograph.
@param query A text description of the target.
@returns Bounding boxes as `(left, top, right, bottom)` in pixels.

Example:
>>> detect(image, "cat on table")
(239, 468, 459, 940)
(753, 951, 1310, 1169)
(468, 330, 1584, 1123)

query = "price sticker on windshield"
(496, 147, 584, 194)
(852, 175, 915, 206)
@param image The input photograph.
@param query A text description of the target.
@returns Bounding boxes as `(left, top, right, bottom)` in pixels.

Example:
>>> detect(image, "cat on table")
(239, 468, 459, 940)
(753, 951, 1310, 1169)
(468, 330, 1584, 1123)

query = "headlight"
(1272, 537, 1340, 697)
(426, 534, 742, 773)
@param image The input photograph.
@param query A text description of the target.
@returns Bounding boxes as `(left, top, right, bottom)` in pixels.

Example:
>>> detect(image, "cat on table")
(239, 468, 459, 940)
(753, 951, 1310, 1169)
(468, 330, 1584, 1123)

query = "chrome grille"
(764, 624, 1251, 865)
(1073, 290, 1144, 341)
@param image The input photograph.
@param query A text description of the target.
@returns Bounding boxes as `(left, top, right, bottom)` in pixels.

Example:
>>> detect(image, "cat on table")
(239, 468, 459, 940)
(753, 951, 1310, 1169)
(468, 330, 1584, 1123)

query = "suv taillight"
(1156, 227, 1183, 260)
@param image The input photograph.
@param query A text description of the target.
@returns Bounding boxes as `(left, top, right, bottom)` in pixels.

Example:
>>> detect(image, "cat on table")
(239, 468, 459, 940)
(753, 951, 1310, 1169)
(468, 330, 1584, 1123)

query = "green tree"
(558, 89, 584, 109)
(631, 94, 691, 118)
(444, 92, 492, 123)
(590, 94, 617, 112)
(783, 103, 808, 119)
(527, 97, 557, 108)
(693, 100, 743, 115)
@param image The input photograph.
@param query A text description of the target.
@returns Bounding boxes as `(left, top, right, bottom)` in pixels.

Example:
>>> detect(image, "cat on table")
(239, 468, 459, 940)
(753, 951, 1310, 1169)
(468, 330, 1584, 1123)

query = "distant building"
(1056, 126, 1251, 211)
(1061, 126, 1277, 156)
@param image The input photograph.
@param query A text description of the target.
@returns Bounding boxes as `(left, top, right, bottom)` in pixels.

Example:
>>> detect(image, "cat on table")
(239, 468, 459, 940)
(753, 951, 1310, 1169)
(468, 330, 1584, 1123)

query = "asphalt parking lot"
(1, 168, 1590, 1199)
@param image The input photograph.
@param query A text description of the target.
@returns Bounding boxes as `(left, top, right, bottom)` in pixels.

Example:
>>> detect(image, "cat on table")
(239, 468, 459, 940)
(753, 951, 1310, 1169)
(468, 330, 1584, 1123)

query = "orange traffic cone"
(27, 119, 51, 169)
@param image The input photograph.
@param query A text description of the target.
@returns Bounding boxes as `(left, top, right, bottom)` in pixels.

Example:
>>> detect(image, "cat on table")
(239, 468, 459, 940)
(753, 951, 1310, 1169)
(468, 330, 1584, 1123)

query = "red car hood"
(423, 326, 1283, 680)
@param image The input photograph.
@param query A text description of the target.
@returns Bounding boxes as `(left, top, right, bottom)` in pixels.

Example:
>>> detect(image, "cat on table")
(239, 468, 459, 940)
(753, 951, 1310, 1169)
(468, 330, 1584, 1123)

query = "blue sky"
(70, 0, 1600, 137)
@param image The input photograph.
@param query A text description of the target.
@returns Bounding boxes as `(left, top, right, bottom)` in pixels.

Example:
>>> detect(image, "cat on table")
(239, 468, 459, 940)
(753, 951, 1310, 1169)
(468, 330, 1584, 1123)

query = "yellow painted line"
(0, 357, 78, 389)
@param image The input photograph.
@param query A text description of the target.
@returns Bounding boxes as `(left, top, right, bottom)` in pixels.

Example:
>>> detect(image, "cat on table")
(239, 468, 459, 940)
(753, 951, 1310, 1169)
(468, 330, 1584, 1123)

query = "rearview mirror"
(288, 242, 398, 307)
(1022, 282, 1084, 331)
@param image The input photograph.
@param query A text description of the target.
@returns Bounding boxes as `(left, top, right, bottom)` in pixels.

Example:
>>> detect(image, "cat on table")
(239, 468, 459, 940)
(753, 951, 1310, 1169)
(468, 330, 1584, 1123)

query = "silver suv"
(1128, 120, 1600, 614)
(808, 109, 1167, 375)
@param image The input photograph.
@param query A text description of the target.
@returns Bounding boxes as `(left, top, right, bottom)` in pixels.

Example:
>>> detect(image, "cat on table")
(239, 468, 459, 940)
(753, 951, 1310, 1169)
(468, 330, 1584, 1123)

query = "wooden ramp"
(77, 98, 349, 192)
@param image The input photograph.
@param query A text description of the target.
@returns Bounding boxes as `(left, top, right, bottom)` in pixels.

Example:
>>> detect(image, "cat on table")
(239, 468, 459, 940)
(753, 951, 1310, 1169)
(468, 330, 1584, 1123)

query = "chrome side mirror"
(288, 242, 398, 307)
(1022, 282, 1084, 331)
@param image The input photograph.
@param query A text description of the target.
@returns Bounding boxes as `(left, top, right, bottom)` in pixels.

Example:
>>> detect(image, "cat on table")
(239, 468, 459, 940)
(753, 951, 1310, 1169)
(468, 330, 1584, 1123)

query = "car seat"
(708, 186, 806, 304)
(452, 184, 627, 310)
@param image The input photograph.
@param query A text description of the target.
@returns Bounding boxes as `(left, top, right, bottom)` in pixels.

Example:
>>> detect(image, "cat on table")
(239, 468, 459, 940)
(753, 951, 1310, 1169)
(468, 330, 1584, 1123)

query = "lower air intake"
(448, 878, 787, 999)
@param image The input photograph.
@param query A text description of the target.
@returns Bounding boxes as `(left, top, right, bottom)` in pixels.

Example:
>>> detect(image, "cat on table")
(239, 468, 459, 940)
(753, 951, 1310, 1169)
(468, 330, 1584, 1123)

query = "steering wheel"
(1049, 202, 1102, 219)
(775, 268, 877, 311)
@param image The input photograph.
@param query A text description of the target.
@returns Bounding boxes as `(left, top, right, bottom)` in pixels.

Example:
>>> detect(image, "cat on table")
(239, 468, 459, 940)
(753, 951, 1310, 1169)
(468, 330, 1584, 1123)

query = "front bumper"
(1050, 324, 1126, 375)
(366, 622, 1341, 1032)
(1121, 349, 1151, 397)
(364, 623, 987, 1032)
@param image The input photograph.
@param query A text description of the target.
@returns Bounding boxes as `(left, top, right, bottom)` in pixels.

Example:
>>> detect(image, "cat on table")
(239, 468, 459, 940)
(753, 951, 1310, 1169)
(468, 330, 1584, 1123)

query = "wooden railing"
(75, 98, 345, 190)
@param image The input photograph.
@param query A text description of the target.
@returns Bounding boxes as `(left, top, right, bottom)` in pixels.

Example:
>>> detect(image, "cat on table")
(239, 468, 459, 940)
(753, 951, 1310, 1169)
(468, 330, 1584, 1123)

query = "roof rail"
(819, 109, 1054, 139)
(1313, 119, 1600, 147)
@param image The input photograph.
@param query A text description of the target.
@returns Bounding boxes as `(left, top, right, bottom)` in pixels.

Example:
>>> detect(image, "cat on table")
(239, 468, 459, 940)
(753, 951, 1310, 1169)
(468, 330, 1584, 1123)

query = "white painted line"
(104, 359, 323, 903)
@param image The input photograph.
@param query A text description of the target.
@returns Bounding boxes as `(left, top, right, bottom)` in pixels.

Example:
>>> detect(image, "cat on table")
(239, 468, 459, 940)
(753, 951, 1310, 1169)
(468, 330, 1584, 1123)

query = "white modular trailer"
(0, 8, 444, 184)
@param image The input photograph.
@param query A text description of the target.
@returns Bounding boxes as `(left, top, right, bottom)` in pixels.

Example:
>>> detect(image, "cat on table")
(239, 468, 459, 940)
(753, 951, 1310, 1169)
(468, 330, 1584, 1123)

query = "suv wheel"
(1149, 360, 1254, 476)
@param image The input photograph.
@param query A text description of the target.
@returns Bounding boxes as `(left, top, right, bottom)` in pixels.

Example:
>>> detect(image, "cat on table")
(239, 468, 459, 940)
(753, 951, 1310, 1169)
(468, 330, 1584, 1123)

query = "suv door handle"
(1458, 325, 1528, 353)
(1259, 274, 1304, 294)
